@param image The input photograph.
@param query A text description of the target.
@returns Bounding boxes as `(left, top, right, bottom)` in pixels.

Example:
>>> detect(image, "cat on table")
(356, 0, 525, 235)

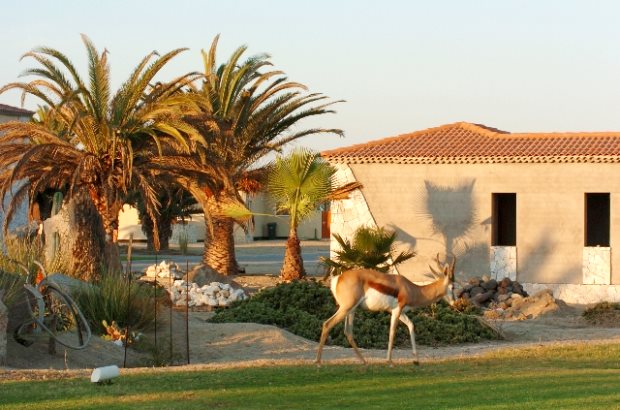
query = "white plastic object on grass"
(91, 365, 120, 383)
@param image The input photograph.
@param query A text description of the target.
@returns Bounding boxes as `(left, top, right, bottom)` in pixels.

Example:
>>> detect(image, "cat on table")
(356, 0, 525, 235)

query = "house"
(322, 122, 620, 304)
(0, 103, 33, 123)
(117, 191, 327, 244)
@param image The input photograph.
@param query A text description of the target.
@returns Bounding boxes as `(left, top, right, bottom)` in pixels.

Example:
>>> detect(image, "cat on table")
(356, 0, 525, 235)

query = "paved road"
(124, 240, 330, 276)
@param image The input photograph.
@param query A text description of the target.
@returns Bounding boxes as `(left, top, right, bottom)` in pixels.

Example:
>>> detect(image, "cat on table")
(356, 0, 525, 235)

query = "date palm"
(267, 149, 336, 281)
(0, 35, 208, 276)
(186, 36, 343, 276)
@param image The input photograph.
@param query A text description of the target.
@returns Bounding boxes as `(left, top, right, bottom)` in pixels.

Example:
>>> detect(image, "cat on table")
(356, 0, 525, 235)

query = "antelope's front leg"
(387, 307, 402, 365)
(316, 307, 350, 365)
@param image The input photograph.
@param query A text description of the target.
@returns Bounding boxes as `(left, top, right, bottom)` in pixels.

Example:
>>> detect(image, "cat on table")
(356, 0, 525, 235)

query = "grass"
(1, 343, 619, 409)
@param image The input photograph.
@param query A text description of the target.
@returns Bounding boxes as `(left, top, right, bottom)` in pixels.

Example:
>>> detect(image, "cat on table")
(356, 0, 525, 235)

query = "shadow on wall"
(419, 179, 488, 278)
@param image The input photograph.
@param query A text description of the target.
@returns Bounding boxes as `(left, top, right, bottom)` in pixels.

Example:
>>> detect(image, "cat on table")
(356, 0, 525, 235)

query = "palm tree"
(185, 36, 343, 276)
(321, 226, 415, 276)
(267, 149, 336, 281)
(0, 35, 209, 276)
(129, 185, 197, 251)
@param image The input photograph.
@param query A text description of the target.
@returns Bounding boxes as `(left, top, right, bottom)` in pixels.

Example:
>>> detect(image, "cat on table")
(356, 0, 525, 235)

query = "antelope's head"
(429, 254, 457, 306)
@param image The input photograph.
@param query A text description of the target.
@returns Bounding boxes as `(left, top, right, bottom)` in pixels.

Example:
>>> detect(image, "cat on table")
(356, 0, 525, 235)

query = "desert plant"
(73, 274, 165, 334)
(209, 280, 499, 348)
(321, 225, 415, 276)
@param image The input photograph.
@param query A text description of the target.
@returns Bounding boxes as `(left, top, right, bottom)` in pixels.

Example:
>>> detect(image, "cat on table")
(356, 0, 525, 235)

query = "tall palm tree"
(186, 36, 343, 276)
(0, 35, 209, 276)
(267, 149, 336, 281)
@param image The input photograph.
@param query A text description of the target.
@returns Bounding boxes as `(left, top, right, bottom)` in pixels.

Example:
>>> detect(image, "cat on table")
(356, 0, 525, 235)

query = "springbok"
(316, 255, 456, 365)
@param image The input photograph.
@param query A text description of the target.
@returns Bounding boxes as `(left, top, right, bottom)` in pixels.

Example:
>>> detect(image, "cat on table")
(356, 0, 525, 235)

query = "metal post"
(185, 259, 190, 364)
(154, 252, 158, 352)
(123, 234, 133, 368)
(169, 261, 173, 364)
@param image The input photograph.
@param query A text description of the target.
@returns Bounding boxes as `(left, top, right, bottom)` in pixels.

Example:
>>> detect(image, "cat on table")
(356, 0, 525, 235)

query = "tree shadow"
(422, 179, 478, 258)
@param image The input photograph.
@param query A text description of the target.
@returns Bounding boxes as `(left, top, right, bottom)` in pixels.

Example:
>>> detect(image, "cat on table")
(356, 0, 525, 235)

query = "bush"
(73, 274, 165, 334)
(583, 302, 620, 327)
(209, 280, 500, 348)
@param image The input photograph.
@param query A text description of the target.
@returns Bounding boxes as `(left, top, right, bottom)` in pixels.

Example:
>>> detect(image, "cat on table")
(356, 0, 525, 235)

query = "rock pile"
(168, 280, 247, 308)
(143, 261, 184, 280)
(141, 261, 248, 308)
(458, 276, 528, 307)
(457, 276, 560, 320)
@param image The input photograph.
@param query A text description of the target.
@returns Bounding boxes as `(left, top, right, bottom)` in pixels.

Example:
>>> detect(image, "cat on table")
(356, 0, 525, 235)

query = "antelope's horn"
(450, 255, 456, 277)
(428, 264, 441, 277)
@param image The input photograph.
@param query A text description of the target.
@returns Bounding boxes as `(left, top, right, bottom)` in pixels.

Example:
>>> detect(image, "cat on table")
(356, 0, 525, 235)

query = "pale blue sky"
(2, 0, 620, 151)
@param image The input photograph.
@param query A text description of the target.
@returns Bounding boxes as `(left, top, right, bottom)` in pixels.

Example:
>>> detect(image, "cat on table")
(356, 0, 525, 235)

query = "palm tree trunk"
(281, 226, 305, 281)
(142, 213, 172, 251)
(87, 187, 122, 273)
(202, 214, 239, 275)
(71, 191, 106, 281)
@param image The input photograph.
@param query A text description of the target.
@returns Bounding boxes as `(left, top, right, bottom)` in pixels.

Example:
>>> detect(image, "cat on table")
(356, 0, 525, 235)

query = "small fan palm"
(267, 148, 336, 280)
(321, 226, 415, 276)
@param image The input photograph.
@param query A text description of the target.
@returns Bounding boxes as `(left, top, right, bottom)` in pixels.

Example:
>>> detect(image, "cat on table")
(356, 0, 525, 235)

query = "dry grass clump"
(582, 302, 620, 327)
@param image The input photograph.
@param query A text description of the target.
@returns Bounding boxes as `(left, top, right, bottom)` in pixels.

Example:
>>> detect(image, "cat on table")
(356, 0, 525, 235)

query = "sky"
(2, 0, 620, 152)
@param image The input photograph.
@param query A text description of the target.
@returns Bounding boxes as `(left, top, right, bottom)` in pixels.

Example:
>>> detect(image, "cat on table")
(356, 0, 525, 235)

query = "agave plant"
(321, 226, 415, 276)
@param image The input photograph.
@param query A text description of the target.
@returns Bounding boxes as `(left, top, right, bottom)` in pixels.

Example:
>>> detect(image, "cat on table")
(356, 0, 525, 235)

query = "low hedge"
(209, 280, 499, 348)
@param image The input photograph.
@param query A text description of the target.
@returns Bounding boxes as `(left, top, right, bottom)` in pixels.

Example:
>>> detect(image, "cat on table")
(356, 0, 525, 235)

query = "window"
(492, 193, 516, 246)
(585, 193, 610, 247)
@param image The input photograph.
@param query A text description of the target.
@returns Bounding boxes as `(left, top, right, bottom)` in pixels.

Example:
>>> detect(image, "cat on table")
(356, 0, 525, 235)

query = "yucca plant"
(321, 226, 415, 276)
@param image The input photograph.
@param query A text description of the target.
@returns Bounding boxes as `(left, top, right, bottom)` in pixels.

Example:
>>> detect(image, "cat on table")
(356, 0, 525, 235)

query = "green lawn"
(1, 343, 619, 409)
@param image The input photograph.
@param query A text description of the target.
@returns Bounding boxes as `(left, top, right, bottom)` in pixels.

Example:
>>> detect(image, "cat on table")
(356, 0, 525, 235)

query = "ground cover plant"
(209, 280, 497, 347)
(1, 343, 619, 409)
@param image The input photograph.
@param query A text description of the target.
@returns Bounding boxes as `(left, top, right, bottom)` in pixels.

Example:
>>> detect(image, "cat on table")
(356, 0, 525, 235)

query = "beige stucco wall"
(248, 193, 323, 240)
(345, 162, 620, 285)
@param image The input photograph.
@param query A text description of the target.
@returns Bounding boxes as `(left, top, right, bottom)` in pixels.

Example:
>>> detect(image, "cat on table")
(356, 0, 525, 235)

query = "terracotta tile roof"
(321, 122, 620, 165)
(0, 103, 34, 117)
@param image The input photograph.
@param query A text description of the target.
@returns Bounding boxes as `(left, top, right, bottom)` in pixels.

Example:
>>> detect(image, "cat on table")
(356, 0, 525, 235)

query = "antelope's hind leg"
(386, 307, 402, 365)
(344, 311, 366, 364)
(399, 313, 419, 365)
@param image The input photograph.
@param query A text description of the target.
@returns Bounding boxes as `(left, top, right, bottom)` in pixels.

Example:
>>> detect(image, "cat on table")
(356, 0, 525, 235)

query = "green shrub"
(73, 274, 165, 334)
(209, 280, 499, 348)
